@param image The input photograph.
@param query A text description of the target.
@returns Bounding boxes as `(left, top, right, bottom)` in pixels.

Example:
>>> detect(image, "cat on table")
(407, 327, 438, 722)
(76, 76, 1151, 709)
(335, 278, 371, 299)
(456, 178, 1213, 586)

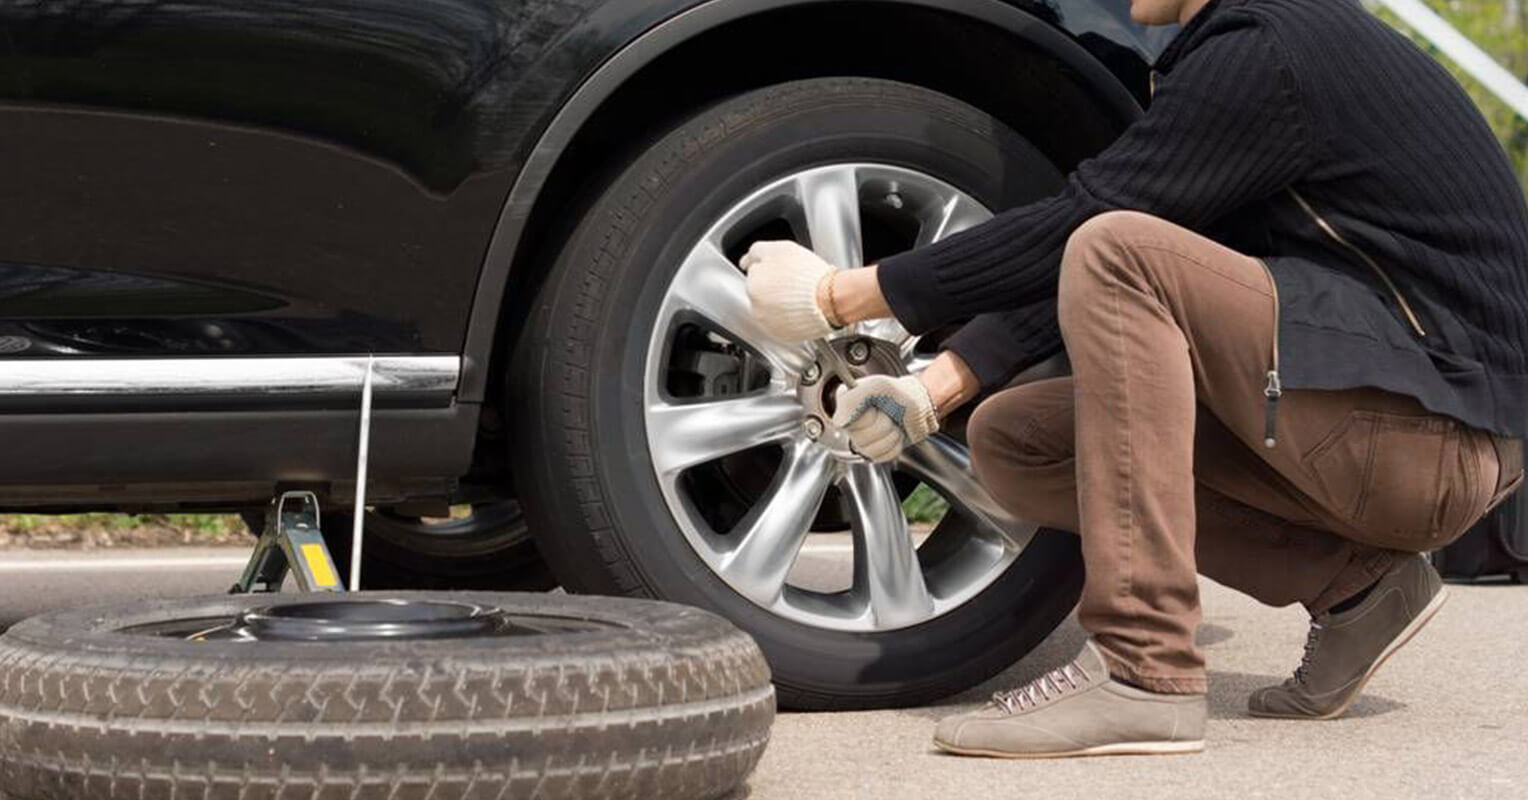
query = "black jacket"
(877, 0, 1528, 438)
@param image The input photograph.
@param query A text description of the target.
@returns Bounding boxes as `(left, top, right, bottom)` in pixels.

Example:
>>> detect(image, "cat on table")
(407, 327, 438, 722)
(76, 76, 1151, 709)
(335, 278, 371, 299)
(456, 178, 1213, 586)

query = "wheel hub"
(795, 336, 907, 460)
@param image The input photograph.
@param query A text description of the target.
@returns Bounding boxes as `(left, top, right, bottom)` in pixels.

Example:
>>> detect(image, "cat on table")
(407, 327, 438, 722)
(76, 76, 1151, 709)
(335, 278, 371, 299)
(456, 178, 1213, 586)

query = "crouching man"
(741, 0, 1528, 758)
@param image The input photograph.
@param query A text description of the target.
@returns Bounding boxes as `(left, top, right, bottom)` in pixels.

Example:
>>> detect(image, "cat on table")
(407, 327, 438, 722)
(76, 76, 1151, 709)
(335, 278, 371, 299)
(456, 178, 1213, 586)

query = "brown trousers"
(968, 211, 1523, 694)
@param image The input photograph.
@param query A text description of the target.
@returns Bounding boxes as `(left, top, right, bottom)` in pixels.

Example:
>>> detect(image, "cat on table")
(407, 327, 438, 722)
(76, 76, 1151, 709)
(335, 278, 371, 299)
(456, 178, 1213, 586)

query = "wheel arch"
(460, 0, 1150, 413)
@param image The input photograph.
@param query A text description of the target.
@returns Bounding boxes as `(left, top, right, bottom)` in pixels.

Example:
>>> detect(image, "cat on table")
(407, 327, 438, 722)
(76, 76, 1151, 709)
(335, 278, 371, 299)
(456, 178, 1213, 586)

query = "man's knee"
(968, 389, 1073, 479)
(966, 398, 1012, 483)
(968, 389, 1076, 526)
(1057, 210, 1169, 323)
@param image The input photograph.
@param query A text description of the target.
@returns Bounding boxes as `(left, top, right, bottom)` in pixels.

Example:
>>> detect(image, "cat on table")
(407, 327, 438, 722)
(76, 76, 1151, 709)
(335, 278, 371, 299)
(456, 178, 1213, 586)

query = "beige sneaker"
(1249, 554, 1447, 720)
(933, 640, 1206, 759)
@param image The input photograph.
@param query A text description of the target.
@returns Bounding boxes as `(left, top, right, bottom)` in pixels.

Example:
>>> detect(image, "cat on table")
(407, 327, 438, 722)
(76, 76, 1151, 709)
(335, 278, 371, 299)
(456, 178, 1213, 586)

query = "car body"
(0, 0, 1163, 504)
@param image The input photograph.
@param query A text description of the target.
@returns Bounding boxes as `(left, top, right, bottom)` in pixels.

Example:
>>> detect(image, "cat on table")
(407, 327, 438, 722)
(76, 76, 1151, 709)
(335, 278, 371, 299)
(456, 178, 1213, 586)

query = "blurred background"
(1373, 0, 1528, 189)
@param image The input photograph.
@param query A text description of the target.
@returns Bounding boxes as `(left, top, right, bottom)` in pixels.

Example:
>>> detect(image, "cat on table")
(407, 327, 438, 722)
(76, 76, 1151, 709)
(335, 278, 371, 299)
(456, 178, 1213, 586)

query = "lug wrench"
(811, 338, 857, 390)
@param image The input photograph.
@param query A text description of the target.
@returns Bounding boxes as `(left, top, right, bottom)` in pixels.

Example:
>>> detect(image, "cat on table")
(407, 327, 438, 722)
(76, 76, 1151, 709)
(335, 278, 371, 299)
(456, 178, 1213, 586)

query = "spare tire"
(0, 592, 774, 800)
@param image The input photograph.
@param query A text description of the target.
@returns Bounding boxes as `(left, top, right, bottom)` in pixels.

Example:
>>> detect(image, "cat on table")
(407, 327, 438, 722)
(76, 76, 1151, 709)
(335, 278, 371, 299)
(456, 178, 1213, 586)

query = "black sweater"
(878, 0, 1528, 437)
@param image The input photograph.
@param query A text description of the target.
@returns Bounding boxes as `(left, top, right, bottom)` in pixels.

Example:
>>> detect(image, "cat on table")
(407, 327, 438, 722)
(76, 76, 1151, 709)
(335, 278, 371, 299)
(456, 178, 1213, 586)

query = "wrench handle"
(811, 339, 858, 389)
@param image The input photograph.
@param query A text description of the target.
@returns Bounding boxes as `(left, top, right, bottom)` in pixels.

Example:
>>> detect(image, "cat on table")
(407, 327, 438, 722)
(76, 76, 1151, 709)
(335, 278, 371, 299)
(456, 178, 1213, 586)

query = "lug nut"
(803, 416, 825, 440)
(847, 339, 871, 365)
(802, 362, 821, 385)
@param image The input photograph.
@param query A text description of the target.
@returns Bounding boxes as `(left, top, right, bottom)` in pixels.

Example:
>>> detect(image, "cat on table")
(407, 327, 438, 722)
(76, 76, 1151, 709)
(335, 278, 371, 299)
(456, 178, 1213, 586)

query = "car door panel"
(0, 0, 619, 358)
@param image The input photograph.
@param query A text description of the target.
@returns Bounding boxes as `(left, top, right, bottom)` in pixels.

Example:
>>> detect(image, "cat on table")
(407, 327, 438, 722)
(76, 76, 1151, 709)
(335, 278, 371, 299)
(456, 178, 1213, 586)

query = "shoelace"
(1293, 620, 1325, 684)
(991, 661, 1091, 714)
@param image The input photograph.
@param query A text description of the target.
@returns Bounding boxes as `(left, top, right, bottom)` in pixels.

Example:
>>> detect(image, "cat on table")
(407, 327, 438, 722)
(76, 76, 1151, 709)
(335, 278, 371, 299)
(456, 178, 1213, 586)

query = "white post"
(349, 356, 375, 592)
(1374, 0, 1528, 122)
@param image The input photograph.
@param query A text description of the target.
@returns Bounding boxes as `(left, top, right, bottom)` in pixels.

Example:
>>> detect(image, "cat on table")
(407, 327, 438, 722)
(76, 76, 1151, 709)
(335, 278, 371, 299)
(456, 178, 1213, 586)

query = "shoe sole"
(933, 739, 1205, 759)
(1248, 585, 1449, 721)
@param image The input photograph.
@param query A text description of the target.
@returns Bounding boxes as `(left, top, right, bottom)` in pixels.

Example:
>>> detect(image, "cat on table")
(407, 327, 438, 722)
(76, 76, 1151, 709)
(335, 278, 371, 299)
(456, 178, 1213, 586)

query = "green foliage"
(0, 513, 245, 540)
(902, 483, 950, 524)
(1375, 0, 1528, 189)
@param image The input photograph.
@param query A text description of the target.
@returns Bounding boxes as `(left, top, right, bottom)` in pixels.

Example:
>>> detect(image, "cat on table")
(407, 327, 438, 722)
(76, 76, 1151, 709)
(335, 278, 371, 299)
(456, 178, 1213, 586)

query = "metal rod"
(349, 355, 375, 592)
(811, 339, 857, 389)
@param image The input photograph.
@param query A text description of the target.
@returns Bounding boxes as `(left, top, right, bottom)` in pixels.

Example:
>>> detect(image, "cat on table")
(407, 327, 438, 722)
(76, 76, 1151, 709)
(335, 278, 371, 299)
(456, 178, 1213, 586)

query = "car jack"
(231, 356, 376, 594)
(230, 490, 343, 592)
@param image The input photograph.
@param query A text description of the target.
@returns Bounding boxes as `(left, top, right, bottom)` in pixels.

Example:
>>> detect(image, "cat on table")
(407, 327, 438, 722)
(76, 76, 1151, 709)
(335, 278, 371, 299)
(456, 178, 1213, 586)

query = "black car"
(0, 0, 1170, 708)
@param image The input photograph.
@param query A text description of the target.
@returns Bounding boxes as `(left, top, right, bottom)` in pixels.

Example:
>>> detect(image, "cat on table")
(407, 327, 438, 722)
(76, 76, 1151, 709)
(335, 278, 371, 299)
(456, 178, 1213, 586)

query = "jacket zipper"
(1287, 188, 1427, 337)
(1253, 257, 1282, 448)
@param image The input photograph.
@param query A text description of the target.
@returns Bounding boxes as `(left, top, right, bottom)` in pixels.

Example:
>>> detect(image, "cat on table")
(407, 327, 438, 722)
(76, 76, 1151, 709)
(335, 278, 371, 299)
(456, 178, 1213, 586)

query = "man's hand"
(832, 375, 940, 463)
(740, 240, 840, 344)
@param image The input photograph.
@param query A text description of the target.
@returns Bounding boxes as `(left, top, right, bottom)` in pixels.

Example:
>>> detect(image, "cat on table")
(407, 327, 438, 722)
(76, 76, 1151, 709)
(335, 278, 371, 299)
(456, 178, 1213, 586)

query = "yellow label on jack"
(301, 543, 339, 587)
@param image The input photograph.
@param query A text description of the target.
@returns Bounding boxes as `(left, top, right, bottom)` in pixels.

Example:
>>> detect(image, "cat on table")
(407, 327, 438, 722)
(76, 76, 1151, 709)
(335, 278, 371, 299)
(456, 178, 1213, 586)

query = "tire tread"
(0, 593, 774, 799)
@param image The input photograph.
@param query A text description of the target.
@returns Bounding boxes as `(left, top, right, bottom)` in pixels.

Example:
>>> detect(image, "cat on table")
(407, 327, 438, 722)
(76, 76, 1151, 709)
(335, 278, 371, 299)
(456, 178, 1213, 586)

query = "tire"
(0, 592, 773, 800)
(512, 77, 1085, 710)
(257, 501, 557, 591)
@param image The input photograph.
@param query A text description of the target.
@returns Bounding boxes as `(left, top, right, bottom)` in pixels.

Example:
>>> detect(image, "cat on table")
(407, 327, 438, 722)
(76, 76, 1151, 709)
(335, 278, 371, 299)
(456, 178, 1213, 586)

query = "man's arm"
(939, 302, 1064, 392)
(827, 17, 1311, 386)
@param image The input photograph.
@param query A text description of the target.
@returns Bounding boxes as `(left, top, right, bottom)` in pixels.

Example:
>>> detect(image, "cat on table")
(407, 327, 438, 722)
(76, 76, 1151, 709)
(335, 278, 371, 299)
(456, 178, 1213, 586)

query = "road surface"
(0, 546, 1520, 799)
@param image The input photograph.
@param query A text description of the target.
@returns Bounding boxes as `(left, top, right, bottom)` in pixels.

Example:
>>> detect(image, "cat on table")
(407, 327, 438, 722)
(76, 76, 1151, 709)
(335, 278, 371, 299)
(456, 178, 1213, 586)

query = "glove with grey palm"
(740, 240, 841, 344)
(831, 375, 940, 463)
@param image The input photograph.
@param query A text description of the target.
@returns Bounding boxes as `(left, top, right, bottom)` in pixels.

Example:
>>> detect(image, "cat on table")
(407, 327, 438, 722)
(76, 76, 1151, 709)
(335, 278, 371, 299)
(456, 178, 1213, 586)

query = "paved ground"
(0, 548, 1522, 799)
(753, 575, 1527, 800)
(0, 548, 245, 627)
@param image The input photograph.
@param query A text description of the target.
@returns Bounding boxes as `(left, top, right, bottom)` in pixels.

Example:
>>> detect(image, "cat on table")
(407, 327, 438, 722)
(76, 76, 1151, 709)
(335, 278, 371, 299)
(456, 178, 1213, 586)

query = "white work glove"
(832, 375, 939, 463)
(740, 240, 839, 344)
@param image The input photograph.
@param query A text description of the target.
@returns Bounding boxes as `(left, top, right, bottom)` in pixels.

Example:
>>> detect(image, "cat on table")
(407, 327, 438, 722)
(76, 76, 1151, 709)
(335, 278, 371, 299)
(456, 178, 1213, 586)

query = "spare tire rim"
(643, 163, 1038, 632)
(119, 599, 624, 641)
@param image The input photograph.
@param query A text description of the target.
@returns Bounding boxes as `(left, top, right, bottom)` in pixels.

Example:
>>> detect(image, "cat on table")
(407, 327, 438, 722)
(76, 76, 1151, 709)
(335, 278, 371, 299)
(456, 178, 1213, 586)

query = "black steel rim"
(119, 599, 626, 642)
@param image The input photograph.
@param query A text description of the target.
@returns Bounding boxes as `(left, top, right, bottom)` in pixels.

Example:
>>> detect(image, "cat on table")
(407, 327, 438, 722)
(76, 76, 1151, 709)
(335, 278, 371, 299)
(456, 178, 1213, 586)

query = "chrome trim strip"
(0, 356, 459, 397)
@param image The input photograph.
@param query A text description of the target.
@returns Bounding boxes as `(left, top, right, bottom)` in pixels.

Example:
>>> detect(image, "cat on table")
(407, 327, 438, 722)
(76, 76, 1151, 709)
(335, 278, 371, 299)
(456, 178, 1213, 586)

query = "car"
(0, 0, 1170, 709)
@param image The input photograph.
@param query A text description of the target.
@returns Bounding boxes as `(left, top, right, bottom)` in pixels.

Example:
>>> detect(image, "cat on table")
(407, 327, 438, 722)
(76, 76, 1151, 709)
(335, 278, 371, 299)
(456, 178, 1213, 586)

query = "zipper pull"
(1263, 370, 1282, 448)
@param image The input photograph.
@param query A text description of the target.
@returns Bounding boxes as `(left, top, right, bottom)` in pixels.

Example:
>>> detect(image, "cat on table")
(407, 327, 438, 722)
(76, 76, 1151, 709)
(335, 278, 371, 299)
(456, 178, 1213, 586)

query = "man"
(741, 0, 1528, 758)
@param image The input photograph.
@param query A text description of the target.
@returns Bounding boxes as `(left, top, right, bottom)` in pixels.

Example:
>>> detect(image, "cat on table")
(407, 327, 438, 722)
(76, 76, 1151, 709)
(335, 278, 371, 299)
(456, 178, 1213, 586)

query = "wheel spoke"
(904, 352, 937, 375)
(668, 239, 811, 373)
(796, 166, 864, 268)
(647, 392, 802, 478)
(716, 440, 837, 605)
(858, 317, 915, 350)
(916, 193, 993, 247)
(845, 462, 933, 628)
(899, 434, 1034, 552)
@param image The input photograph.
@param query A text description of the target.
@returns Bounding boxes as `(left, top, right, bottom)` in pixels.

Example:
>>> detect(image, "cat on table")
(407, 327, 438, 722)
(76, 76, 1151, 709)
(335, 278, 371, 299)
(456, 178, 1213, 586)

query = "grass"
(0, 513, 248, 548)
(0, 513, 244, 534)
(901, 484, 949, 525)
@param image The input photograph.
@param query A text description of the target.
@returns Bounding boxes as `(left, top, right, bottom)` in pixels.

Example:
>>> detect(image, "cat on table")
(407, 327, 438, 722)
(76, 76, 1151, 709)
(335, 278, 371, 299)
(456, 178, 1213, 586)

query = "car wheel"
(0, 592, 773, 799)
(303, 501, 556, 590)
(513, 77, 1084, 710)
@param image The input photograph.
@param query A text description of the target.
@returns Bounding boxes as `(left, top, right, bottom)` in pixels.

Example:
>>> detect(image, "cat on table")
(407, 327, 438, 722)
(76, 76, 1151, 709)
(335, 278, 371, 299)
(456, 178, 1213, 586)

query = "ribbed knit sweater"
(878, 0, 1528, 437)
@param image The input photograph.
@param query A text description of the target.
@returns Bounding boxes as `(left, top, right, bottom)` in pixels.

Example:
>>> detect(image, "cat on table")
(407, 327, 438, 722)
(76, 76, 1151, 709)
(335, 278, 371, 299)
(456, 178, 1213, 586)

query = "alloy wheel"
(643, 163, 1037, 632)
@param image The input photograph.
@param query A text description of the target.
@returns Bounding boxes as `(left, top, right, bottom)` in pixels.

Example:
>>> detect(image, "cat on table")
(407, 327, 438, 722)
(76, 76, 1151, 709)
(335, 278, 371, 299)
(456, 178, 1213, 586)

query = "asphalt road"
(0, 547, 1522, 799)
